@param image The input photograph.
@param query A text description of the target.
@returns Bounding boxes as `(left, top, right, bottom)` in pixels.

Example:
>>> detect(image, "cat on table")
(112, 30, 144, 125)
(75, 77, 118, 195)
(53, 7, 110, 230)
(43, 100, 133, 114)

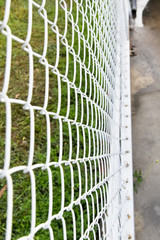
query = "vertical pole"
(120, 0, 135, 239)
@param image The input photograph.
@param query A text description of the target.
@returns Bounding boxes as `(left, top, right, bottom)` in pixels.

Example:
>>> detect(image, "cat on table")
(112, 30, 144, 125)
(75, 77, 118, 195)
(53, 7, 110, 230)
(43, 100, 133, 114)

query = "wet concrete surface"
(130, 0, 160, 239)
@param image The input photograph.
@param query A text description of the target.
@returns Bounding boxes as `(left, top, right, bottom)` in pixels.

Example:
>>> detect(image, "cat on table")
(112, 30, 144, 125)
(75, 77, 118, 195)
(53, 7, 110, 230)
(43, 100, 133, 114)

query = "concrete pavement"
(131, 0, 160, 239)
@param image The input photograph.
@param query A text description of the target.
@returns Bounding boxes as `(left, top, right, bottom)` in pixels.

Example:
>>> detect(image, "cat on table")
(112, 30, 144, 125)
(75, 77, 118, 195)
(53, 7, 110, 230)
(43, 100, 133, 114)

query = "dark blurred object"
(130, 44, 137, 57)
(131, 0, 137, 19)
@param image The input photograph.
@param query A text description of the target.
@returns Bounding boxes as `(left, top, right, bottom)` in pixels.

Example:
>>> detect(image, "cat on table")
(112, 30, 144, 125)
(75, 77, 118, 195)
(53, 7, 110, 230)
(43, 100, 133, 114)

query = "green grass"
(133, 169, 143, 194)
(0, 0, 109, 239)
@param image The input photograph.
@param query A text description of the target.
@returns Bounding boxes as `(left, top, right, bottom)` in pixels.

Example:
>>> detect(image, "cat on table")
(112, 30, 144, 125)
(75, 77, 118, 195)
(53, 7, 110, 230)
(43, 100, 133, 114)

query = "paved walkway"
(131, 0, 160, 239)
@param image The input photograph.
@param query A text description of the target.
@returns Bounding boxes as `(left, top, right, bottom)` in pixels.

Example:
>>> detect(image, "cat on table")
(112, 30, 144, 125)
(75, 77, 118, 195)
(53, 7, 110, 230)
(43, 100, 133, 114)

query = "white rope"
(0, 0, 134, 239)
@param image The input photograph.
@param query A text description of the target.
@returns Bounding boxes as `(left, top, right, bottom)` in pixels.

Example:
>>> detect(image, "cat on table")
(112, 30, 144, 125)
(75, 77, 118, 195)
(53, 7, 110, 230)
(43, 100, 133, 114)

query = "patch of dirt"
(135, 211, 145, 234)
(131, 68, 154, 95)
(131, 58, 155, 114)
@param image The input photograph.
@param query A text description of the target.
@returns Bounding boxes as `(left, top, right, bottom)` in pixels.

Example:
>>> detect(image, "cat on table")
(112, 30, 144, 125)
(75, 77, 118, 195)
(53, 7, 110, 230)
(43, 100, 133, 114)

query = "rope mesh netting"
(0, 0, 134, 239)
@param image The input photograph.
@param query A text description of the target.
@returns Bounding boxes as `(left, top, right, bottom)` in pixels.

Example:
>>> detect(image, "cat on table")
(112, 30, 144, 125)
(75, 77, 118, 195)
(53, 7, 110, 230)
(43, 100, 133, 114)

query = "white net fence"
(0, 0, 134, 239)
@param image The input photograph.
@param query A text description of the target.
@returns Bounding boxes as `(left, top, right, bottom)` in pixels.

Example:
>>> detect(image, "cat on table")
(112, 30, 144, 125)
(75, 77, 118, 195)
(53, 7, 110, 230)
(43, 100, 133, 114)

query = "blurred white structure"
(135, 0, 150, 27)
